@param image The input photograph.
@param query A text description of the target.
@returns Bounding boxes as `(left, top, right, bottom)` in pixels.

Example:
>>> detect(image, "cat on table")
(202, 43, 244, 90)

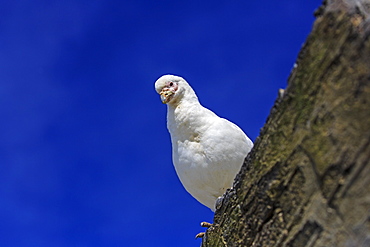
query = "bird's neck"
(166, 98, 215, 140)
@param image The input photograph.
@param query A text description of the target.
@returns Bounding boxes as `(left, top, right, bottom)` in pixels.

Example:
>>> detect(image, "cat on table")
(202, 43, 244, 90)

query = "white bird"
(155, 74, 253, 211)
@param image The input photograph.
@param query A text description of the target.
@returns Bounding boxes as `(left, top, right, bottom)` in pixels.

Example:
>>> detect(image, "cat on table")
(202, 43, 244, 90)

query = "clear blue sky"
(1, 1, 321, 246)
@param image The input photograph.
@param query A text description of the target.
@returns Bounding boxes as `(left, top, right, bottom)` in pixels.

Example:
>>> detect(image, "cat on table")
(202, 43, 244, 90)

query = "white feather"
(155, 75, 253, 211)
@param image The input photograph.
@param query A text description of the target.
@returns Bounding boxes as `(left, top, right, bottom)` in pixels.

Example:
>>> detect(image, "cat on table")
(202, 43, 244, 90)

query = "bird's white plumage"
(155, 75, 253, 211)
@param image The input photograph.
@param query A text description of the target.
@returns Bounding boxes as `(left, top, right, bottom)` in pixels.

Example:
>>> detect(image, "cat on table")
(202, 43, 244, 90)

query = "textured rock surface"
(201, 1, 370, 246)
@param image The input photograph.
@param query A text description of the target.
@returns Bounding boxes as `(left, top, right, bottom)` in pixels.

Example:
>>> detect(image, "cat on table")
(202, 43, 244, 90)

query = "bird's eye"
(169, 82, 173, 87)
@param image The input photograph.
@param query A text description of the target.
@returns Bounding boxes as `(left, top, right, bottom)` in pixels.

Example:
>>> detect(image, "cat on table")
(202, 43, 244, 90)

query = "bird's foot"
(195, 222, 213, 239)
(200, 221, 212, 228)
(195, 232, 205, 239)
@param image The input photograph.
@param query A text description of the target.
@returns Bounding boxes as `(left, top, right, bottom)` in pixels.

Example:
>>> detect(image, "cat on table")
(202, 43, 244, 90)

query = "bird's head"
(154, 74, 191, 105)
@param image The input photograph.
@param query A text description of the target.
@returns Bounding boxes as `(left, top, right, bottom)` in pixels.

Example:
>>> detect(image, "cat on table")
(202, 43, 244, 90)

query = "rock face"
(201, 1, 370, 246)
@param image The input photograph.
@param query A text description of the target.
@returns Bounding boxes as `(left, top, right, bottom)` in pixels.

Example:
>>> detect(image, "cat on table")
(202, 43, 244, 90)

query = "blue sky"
(0, 1, 321, 246)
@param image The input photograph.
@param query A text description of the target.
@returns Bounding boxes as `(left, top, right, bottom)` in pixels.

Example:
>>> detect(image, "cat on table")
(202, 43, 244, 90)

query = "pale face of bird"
(155, 75, 181, 104)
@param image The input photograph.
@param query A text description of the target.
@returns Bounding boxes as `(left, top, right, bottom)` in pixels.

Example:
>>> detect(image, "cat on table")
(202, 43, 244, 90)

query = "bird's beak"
(159, 89, 174, 104)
